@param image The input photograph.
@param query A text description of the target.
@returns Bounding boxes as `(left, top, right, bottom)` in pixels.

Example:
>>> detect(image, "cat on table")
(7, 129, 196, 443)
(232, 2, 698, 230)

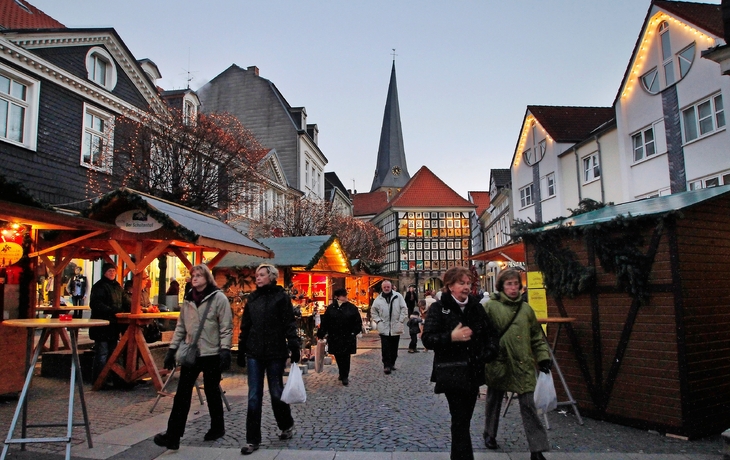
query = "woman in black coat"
(317, 288, 362, 386)
(422, 267, 498, 460)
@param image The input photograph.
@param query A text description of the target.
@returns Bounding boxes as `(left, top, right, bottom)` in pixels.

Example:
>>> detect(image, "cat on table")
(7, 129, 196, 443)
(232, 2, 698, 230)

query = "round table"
(1, 319, 109, 460)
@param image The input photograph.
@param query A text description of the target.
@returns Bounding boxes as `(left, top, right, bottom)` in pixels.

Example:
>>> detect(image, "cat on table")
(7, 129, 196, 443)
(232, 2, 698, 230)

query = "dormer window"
(640, 21, 695, 95)
(85, 47, 117, 91)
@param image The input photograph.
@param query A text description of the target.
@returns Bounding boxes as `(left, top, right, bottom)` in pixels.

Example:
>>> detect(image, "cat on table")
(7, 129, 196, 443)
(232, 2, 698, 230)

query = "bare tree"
(114, 110, 268, 215)
(250, 197, 386, 262)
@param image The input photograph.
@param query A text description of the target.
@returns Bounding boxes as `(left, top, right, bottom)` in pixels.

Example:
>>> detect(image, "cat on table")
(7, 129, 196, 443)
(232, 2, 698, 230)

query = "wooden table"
(34, 306, 91, 351)
(93, 312, 179, 392)
(537, 317, 583, 426)
(0, 319, 109, 460)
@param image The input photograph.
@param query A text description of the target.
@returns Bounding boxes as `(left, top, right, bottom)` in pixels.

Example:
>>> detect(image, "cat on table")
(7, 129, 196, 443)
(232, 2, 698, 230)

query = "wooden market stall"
(214, 235, 352, 350)
(43, 188, 272, 391)
(0, 198, 115, 394)
(519, 185, 730, 439)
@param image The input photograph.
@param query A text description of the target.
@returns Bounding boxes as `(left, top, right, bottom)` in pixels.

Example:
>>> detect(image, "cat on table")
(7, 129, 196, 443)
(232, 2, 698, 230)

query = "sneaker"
(203, 428, 225, 441)
(240, 443, 259, 455)
(153, 432, 180, 450)
(279, 425, 295, 440)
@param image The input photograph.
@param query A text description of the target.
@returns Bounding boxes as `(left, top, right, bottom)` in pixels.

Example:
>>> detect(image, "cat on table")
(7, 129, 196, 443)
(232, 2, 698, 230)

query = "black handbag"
(433, 360, 471, 391)
(143, 320, 162, 343)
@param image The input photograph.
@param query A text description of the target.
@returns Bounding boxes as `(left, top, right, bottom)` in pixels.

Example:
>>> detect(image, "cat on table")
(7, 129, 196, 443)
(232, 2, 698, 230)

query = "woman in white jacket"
(154, 264, 232, 450)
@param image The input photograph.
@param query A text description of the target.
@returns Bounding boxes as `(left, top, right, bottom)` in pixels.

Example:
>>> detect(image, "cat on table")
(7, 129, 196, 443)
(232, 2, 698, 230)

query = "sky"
(30, 0, 720, 199)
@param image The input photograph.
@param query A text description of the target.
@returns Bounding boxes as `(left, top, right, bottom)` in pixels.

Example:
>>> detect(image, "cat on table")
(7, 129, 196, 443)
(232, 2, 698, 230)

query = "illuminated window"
(582, 153, 600, 183)
(85, 47, 117, 91)
(632, 127, 656, 162)
(81, 104, 114, 172)
(682, 94, 725, 143)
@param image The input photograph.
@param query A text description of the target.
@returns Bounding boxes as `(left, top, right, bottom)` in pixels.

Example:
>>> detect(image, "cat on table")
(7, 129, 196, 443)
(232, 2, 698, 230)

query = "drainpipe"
(595, 135, 606, 203)
(574, 147, 582, 202)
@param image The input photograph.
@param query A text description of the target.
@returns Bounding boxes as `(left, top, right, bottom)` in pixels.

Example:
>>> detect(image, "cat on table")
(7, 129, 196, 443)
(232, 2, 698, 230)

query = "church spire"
(370, 58, 410, 192)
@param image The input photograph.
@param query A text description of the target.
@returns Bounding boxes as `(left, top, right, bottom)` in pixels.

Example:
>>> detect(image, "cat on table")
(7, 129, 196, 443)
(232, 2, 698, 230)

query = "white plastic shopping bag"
(534, 371, 558, 413)
(281, 363, 306, 404)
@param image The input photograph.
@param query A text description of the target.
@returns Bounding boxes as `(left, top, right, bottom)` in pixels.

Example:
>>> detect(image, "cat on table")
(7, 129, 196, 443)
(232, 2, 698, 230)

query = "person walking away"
(423, 290, 437, 312)
(422, 267, 498, 460)
(89, 262, 128, 388)
(482, 268, 552, 460)
(237, 264, 300, 455)
(407, 305, 424, 353)
(67, 266, 88, 318)
(404, 284, 418, 316)
(317, 288, 362, 386)
(154, 264, 232, 450)
(371, 280, 407, 374)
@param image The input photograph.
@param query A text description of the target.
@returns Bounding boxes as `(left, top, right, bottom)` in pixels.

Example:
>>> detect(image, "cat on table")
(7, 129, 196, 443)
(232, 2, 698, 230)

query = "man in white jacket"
(370, 281, 408, 374)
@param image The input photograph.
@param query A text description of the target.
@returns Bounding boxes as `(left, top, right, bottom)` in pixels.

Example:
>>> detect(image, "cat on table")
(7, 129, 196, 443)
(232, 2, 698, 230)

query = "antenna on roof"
(391, 48, 397, 63)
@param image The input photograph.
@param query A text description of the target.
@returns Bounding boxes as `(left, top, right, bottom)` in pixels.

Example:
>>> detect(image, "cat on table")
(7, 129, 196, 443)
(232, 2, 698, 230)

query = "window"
(682, 94, 725, 143)
(305, 160, 310, 186)
(546, 173, 555, 198)
(81, 104, 114, 172)
(583, 153, 600, 182)
(642, 68, 659, 93)
(690, 172, 730, 190)
(0, 66, 38, 150)
(519, 184, 533, 208)
(660, 22, 675, 86)
(183, 100, 196, 125)
(311, 166, 316, 189)
(641, 22, 695, 94)
(85, 47, 117, 91)
(678, 43, 695, 78)
(632, 127, 656, 162)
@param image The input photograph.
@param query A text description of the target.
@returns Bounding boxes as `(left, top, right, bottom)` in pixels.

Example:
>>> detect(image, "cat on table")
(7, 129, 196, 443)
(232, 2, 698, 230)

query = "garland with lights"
(512, 199, 672, 305)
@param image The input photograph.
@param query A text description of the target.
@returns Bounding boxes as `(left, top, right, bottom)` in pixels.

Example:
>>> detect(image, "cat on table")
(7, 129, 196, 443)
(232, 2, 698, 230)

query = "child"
(407, 303, 424, 353)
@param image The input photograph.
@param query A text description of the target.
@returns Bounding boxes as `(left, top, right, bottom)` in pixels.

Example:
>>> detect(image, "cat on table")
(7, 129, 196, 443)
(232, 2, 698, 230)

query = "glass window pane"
(633, 134, 644, 162)
(683, 108, 697, 141)
(715, 95, 725, 128)
(661, 29, 672, 61)
(722, 173, 730, 185)
(0, 75, 9, 94)
(85, 112, 92, 126)
(664, 62, 675, 85)
(83, 133, 92, 163)
(698, 101, 713, 134)
(0, 99, 7, 138)
(8, 104, 24, 142)
(10, 81, 26, 101)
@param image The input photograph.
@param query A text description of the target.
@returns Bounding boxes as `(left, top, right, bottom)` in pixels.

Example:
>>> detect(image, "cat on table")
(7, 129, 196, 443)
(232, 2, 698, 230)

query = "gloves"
(289, 346, 301, 364)
(236, 350, 246, 368)
(538, 359, 553, 374)
(219, 349, 231, 371)
(163, 348, 177, 371)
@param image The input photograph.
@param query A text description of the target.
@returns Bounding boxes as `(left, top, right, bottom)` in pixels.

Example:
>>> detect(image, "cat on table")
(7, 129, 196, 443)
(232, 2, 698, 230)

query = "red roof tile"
(352, 191, 389, 217)
(528, 106, 614, 143)
(389, 166, 475, 209)
(0, 0, 64, 29)
(469, 191, 491, 216)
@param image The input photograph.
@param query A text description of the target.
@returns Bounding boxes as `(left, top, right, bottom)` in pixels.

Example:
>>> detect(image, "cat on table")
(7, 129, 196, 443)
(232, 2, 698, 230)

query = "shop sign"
(115, 209, 163, 233)
(0, 242, 23, 266)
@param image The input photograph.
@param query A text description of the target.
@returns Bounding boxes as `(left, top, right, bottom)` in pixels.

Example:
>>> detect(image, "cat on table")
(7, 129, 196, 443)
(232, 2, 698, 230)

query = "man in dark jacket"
(89, 262, 126, 387)
(317, 288, 362, 386)
(237, 264, 300, 455)
(67, 266, 88, 318)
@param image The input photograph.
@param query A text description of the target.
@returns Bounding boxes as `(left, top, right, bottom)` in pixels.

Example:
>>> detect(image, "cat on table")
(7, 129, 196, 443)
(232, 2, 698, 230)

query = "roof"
(216, 235, 351, 274)
(468, 191, 491, 216)
(325, 172, 350, 202)
(527, 106, 615, 143)
(536, 185, 730, 231)
(0, 0, 64, 29)
(471, 241, 525, 263)
(490, 169, 512, 188)
(387, 166, 474, 209)
(82, 188, 272, 257)
(352, 191, 389, 217)
(614, 0, 724, 105)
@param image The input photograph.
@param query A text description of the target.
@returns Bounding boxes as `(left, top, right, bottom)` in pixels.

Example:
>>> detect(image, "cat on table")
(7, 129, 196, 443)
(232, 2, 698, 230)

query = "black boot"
(530, 452, 546, 460)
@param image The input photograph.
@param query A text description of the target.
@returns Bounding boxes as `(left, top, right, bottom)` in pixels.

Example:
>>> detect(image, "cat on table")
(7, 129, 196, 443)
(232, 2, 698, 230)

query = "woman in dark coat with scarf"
(422, 266, 498, 460)
(317, 288, 362, 386)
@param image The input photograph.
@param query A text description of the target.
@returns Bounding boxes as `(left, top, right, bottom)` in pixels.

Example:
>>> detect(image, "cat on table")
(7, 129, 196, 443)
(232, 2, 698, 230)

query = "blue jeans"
(246, 357, 294, 445)
(92, 339, 118, 384)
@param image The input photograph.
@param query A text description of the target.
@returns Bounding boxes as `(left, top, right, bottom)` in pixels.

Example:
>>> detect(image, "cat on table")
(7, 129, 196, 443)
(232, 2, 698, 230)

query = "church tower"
(370, 60, 410, 194)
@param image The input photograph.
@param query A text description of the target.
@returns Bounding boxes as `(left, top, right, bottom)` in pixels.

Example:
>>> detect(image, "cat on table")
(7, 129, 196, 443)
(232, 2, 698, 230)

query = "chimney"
(247, 66, 259, 76)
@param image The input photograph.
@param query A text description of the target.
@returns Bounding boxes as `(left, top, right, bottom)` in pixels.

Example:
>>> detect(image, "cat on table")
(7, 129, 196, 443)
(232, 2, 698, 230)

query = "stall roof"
(536, 185, 730, 232)
(470, 241, 525, 263)
(0, 200, 115, 231)
(216, 235, 351, 273)
(82, 188, 272, 257)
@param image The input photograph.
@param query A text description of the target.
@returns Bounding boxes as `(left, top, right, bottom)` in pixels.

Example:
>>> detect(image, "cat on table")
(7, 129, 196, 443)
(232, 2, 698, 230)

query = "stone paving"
(0, 333, 724, 459)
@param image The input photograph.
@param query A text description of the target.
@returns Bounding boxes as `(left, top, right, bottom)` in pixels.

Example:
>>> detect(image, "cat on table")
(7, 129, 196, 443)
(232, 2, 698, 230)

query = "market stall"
(214, 235, 352, 350)
(42, 188, 272, 391)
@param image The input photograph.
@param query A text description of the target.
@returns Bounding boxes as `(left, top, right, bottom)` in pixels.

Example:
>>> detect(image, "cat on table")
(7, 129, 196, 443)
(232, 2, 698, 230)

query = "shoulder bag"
(176, 299, 213, 367)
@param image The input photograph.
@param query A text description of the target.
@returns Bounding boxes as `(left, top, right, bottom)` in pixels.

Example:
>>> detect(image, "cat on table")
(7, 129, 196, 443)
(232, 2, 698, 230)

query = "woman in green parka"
(482, 268, 551, 460)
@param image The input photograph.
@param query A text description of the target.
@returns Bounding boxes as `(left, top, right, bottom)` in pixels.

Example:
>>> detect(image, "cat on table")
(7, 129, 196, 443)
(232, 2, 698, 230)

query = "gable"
(388, 166, 473, 209)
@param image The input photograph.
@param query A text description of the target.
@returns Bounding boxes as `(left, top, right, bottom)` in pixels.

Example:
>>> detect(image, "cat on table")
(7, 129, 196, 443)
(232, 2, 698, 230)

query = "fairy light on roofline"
(621, 12, 717, 99)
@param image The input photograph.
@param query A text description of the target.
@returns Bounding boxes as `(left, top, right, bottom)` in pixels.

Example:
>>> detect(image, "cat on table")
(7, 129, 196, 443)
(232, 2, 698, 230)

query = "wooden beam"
(206, 250, 229, 268)
(109, 240, 136, 272)
(171, 247, 193, 271)
(29, 230, 109, 258)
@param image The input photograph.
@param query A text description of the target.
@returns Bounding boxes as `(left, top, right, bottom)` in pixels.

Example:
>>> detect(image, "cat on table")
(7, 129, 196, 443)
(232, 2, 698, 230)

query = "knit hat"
(101, 262, 116, 275)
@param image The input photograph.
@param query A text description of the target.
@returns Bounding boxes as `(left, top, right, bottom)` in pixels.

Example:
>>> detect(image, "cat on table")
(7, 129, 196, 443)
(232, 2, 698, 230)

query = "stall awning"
(216, 235, 351, 274)
(470, 242, 525, 263)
